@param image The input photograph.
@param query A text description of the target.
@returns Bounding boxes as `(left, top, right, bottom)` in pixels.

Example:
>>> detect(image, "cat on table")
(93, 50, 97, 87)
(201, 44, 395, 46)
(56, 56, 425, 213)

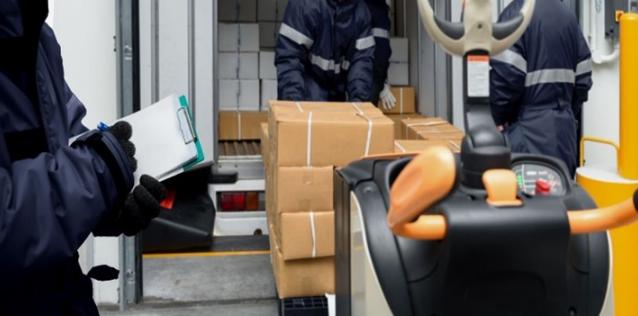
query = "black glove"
(94, 175, 167, 237)
(109, 121, 137, 172)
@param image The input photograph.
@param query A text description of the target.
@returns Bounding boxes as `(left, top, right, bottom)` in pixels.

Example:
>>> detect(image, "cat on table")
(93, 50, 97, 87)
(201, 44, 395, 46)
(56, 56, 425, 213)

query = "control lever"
(387, 146, 638, 240)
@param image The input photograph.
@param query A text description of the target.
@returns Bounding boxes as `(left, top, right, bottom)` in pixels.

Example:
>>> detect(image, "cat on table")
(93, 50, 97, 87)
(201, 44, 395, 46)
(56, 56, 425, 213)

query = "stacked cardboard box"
(260, 51, 277, 111)
(219, 0, 257, 22)
(265, 101, 394, 298)
(218, 0, 288, 140)
(258, 0, 286, 48)
(258, 0, 285, 111)
(386, 113, 423, 139)
(378, 86, 415, 115)
(402, 117, 464, 144)
(394, 139, 462, 154)
(219, 111, 268, 140)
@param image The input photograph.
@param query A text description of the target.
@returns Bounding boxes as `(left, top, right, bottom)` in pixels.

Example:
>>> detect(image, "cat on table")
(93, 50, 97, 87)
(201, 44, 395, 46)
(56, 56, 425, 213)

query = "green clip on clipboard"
(116, 94, 204, 184)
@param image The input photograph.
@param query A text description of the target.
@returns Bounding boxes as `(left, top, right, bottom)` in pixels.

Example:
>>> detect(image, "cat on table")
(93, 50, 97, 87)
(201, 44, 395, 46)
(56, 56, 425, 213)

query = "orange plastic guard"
(568, 189, 638, 234)
(387, 146, 456, 238)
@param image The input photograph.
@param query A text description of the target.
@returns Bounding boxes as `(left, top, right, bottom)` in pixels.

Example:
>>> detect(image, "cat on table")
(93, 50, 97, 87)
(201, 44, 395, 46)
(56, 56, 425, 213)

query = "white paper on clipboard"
(114, 94, 200, 184)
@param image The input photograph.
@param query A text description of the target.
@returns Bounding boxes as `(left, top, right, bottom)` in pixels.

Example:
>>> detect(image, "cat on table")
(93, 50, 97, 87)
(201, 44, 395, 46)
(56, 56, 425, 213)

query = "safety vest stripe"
(310, 54, 349, 74)
(576, 58, 593, 76)
(356, 35, 376, 50)
(279, 23, 314, 49)
(492, 49, 527, 74)
(525, 69, 575, 87)
(372, 28, 390, 39)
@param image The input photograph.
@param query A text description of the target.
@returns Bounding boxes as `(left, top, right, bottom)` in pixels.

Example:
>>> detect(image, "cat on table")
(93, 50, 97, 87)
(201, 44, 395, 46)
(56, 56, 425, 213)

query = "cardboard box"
(219, 0, 257, 22)
(220, 79, 260, 111)
(379, 86, 415, 114)
(258, 0, 287, 22)
(259, 22, 279, 48)
(273, 166, 334, 213)
(270, 107, 394, 167)
(277, 211, 335, 261)
(386, 113, 424, 139)
(219, 23, 260, 52)
(269, 101, 379, 114)
(261, 123, 270, 163)
(403, 117, 464, 141)
(261, 80, 278, 110)
(390, 38, 409, 63)
(259, 51, 277, 79)
(220, 53, 259, 79)
(270, 225, 335, 298)
(388, 62, 409, 86)
(257, 0, 277, 21)
(219, 111, 268, 140)
(394, 139, 462, 154)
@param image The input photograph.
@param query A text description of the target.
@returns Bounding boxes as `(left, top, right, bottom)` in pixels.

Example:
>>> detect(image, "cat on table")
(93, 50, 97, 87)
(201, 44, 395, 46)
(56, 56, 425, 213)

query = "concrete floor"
(143, 254, 276, 302)
(100, 300, 278, 316)
(100, 253, 278, 316)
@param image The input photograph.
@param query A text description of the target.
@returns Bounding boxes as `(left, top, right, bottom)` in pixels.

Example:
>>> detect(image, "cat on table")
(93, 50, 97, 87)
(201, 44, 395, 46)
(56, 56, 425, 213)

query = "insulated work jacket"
(0, 3, 133, 314)
(365, 0, 392, 103)
(276, 0, 376, 102)
(490, 0, 593, 174)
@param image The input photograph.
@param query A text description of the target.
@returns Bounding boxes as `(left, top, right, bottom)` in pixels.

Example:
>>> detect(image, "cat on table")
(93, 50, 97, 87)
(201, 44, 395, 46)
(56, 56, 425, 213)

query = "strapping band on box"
(237, 111, 242, 139)
(309, 210, 317, 258)
(395, 140, 407, 153)
(406, 121, 447, 128)
(306, 112, 313, 166)
(400, 88, 404, 114)
(405, 120, 447, 138)
(352, 103, 373, 157)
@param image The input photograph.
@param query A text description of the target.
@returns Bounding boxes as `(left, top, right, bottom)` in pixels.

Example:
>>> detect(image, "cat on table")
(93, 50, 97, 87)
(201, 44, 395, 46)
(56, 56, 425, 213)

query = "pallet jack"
(335, 0, 638, 314)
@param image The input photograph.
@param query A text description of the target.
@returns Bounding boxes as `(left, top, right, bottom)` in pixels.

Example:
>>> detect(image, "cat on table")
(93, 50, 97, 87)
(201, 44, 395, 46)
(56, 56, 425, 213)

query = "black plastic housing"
(335, 154, 609, 316)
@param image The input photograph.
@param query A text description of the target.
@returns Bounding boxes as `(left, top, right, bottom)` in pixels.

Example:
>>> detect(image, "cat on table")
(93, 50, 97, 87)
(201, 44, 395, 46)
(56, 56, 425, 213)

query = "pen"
(97, 122, 110, 131)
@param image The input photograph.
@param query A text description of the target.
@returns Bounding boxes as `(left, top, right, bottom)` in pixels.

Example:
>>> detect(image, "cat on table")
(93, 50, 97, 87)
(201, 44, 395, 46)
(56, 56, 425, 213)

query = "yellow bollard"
(619, 13, 638, 180)
(577, 170, 638, 316)
(577, 12, 638, 316)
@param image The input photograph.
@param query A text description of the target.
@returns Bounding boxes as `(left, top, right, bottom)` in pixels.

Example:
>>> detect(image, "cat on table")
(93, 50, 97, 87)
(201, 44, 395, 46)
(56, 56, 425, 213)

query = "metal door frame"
(115, 0, 218, 310)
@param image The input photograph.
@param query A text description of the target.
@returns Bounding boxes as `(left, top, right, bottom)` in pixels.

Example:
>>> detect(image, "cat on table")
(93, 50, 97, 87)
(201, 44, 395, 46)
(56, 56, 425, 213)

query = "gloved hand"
(379, 83, 397, 111)
(108, 121, 137, 172)
(94, 175, 167, 237)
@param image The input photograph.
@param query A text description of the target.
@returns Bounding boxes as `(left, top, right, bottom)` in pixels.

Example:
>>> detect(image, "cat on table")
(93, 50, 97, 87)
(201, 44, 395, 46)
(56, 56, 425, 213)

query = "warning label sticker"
(467, 55, 490, 98)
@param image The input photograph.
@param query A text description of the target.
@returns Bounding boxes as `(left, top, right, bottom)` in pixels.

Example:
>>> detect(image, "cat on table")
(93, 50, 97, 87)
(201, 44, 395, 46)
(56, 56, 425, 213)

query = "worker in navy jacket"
(276, 0, 376, 102)
(491, 0, 593, 175)
(0, 1, 165, 314)
(365, 0, 397, 109)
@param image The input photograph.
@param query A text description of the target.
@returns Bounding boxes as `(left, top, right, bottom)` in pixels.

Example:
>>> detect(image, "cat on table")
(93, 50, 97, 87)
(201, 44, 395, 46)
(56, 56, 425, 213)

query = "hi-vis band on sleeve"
(279, 23, 314, 49)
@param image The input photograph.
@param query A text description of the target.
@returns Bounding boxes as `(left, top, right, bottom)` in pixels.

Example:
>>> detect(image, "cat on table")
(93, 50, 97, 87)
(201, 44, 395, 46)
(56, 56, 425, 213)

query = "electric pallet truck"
(335, 0, 638, 314)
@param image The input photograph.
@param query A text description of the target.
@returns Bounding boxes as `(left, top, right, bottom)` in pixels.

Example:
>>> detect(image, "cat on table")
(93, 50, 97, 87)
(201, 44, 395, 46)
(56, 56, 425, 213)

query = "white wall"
(50, 0, 121, 305)
(581, 3, 620, 168)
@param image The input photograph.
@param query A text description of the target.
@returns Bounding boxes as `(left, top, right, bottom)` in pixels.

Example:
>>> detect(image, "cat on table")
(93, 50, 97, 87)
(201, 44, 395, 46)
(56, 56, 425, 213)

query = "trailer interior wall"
(581, 2, 620, 167)
(50, 0, 121, 305)
(139, 0, 216, 163)
(403, 0, 450, 119)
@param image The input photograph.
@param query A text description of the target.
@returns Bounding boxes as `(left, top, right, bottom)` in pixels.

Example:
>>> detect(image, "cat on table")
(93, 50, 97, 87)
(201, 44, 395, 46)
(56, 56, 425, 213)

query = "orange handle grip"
(568, 192, 638, 234)
(387, 146, 457, 230)
(387, 147, 638, 240)
(390, 191, 638, 241)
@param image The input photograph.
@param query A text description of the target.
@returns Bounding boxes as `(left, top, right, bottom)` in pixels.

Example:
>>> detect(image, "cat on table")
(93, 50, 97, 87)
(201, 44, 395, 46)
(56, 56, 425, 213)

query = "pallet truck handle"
(416, 0, 536, 56)
(388, 147, 638, 240)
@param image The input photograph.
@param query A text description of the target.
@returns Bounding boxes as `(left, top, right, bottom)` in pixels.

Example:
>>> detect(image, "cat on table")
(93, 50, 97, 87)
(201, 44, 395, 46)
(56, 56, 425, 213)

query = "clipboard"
(115, 94, 205, 184)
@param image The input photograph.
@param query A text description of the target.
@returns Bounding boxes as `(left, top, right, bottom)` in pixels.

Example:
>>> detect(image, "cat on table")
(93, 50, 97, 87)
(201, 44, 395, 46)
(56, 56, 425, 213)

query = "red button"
(535, 179, 552, 196)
